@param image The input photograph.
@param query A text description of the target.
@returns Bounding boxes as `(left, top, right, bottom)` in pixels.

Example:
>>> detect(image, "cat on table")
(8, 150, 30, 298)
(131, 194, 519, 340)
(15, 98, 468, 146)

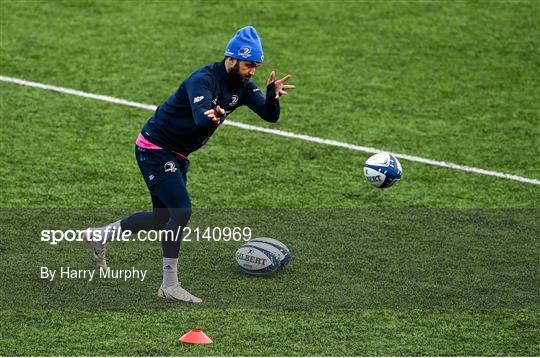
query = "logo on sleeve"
(229, 95, 239, 106)
(252, 88, 261, 93)
(193, 96, 204, 104)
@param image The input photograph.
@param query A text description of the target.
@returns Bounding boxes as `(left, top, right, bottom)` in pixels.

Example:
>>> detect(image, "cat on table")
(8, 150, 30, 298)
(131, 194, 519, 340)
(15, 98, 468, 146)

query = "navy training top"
(141, 61, 280, 157)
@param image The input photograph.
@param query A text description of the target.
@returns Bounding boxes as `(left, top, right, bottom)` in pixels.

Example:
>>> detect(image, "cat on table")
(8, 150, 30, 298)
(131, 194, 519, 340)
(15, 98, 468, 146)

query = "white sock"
(94, 220, 122, 245)
(162, 257, 179, 288)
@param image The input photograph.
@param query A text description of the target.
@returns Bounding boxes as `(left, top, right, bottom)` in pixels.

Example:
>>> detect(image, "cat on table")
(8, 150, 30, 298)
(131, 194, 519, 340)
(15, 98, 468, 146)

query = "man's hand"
(204, 105, 225, 125)
(267, 71, 296, 99)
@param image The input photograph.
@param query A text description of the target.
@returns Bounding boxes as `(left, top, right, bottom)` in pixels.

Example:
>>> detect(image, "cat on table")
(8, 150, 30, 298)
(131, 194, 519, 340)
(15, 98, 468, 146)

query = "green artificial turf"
(2, 309, 538, 356)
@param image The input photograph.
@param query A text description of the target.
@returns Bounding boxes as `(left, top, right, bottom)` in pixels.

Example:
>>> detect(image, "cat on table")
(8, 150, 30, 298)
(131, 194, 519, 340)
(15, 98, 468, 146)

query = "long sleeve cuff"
(263, 82, 280, 122)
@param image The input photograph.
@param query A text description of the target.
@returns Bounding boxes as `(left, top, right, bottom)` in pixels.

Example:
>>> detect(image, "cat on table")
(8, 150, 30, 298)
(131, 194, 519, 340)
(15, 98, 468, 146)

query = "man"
(84, 26, 295, 303)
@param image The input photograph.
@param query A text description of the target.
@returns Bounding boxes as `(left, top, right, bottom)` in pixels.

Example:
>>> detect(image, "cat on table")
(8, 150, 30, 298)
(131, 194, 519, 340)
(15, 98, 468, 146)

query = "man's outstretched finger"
(275, 90, 288, 99)
(277, 74, 291, 83)
(267, 71, 276, 84)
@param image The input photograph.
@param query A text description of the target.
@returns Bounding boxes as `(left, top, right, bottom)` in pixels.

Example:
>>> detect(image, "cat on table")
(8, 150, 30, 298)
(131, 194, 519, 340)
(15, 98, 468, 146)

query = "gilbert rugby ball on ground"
(364, 152, 403, 188)
(235, 243, 280, 276)
(236, 237, 292, 276)
(247, 237, 292, 267)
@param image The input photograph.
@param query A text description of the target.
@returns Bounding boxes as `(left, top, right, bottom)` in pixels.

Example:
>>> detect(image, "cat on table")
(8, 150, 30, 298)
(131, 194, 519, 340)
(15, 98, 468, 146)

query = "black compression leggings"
(120, 177, 192, 258)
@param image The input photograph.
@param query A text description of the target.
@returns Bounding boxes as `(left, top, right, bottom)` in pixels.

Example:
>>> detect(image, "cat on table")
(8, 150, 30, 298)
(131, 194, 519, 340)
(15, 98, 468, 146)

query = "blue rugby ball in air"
(364, 152, 403, 188)
(236, 244, 280, 276)
(247, 237, 292, 267)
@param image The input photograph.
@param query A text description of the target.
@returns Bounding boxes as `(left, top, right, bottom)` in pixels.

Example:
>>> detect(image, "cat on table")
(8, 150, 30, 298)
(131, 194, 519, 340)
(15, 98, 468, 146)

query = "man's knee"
(168, 207, 191, 227)
(152, 209, 169, 229)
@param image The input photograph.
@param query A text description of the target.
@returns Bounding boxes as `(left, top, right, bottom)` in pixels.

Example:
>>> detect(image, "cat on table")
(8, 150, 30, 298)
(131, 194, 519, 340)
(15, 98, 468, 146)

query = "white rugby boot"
(83, 228, 108, 269)
(157, 283, 202, 303)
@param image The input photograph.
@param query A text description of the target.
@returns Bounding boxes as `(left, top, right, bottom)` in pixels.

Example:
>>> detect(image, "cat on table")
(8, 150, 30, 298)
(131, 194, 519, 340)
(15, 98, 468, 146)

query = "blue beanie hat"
(224, 26, 264, 63)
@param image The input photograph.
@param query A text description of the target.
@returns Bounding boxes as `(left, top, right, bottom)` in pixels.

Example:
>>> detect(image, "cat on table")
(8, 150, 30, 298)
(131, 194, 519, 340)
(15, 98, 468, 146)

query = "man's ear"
(226, 57, 237, 66)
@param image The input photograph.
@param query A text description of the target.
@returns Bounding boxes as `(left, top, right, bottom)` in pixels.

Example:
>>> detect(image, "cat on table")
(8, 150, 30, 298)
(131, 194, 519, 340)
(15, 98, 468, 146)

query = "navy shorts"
(135, 145, 189, 189)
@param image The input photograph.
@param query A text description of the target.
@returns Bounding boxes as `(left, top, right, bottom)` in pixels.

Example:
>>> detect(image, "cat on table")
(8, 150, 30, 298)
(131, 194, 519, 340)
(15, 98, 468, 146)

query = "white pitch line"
(1, 74, 539, 186)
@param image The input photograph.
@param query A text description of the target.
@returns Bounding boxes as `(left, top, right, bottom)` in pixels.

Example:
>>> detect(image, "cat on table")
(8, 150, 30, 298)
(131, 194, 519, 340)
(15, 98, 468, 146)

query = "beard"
(227, 62, 250, 88)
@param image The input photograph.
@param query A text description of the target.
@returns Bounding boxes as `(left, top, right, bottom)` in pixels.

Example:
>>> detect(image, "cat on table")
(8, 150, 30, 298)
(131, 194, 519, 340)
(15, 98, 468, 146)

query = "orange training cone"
(179, 329, 213, 344)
